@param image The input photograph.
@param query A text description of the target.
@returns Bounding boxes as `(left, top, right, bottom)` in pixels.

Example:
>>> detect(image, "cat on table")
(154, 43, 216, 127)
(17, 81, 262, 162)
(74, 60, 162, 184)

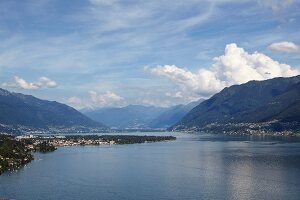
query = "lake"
(1, 132, 300, 200)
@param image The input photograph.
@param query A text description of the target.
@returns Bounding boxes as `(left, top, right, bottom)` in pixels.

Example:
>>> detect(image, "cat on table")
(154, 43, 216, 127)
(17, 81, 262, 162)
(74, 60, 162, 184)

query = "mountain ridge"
(82, 100, 203, 129)
(0, 88, 105, 131)
(172, 75, 300, 132)
(148, 100, 203, 128)
(82, 105, 169, 129)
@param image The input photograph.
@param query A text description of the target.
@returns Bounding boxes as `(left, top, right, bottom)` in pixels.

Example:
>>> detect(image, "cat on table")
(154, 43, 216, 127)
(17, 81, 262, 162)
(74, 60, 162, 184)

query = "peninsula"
(0, 134, 176, 175)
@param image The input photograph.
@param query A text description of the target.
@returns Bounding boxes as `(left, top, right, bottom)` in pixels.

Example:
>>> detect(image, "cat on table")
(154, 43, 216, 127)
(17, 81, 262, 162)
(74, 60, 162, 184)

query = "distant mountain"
(82, 100, 203, 129)
(172, 75, 300, 132)
(82, 105, 169, 129)
(0, 88, 105, 130)
(149, 100, 203, 128)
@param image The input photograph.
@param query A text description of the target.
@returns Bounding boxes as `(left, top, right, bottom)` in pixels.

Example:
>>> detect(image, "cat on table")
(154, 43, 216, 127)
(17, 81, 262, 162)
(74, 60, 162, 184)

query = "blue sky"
(0, 0, 300, 108)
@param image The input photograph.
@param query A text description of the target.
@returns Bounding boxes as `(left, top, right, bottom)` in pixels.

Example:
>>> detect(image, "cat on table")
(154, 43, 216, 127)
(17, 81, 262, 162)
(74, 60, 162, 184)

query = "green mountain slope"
(172, 75, 300, 131)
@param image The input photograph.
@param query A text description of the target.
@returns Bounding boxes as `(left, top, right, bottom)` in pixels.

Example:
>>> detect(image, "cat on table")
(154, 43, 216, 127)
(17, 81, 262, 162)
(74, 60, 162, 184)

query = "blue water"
(1, 132, 300, 200)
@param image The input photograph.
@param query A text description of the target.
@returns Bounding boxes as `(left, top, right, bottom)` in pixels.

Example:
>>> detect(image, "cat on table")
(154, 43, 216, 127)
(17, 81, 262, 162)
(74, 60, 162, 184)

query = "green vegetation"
(101, 135, 176, 144)
(0, 135, 33, 175)
(0, 134, 176, 175)
(34, 141, 56, 153)
(0, 135, 56, 175)
(65, 135, 176, 144)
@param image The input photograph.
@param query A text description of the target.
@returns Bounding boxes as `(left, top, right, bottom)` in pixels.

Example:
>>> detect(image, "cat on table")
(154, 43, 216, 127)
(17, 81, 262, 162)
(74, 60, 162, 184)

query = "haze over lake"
(1, 132, 300, 200)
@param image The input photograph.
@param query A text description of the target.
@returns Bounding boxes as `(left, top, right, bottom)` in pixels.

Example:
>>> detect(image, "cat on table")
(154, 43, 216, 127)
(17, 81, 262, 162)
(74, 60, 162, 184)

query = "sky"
(0, 0, 300, 109)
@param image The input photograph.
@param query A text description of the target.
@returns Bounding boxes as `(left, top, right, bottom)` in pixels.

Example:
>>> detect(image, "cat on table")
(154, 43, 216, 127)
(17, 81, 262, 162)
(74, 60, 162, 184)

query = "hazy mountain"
(83, 100, 203, 129)
(82, 105, 169, 128)
(172, 75, 300, 130)
(0, 88, 105, 129)
(149, 99, 203, 128)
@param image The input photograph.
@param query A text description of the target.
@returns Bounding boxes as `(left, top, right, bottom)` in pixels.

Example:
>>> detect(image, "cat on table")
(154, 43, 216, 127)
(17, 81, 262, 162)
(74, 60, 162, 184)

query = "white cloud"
(66, 91, 125, 108)
(38, 76, 58, 88)
(145, 65, 224, 97)
(165, 91, 200, 102)
(165, 91, 183, 98)
(146, 43, 299, 99)
(14, 76, 40, 90)
(67, 96, 84, 108)
(142, 98, 172, 108)
(213, 43, 299, 84)
(88, 90, 124, 107)
(268, 41, 300, 53)
(2, 76, 58, 90)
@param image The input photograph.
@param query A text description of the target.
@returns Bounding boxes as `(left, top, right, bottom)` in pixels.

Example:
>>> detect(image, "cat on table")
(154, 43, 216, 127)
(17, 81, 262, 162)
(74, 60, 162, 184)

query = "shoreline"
(0, 134, 176, 175)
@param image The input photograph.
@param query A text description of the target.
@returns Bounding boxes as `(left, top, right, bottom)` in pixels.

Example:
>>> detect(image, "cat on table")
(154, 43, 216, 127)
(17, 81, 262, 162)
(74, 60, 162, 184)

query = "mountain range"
(82, 105, 167, 129)
(172, 75, 300, 132)
(148, 100, 202, 128)
(1, 75, 299, 134)
(82, 100, 202, 129)
(0, 88, 105, 131)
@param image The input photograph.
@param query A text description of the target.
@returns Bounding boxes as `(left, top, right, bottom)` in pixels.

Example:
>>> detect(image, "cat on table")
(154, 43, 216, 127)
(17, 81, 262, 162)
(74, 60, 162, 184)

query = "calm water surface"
(1, 132, 300, 200)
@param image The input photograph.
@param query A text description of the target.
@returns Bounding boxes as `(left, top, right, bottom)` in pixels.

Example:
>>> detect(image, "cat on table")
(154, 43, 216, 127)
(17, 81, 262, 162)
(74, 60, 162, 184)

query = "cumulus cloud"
(66, 90, 125, 108)
(38, 76, 58, 88)
(2, 76, 58, 90)
(212, 43, 298, 84)
(88, 90, 124, 107)
(146, 43, 299, 99)
(145, 65, 224, 97)
(268, 41, 300, 53)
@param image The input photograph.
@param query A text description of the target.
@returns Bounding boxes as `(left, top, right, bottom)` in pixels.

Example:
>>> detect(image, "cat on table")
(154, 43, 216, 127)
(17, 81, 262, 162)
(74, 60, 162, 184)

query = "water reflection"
(0, 133, 300, 200)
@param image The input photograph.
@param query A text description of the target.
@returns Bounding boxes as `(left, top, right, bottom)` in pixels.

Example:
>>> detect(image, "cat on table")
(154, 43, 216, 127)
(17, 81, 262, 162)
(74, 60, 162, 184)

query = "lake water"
(1, 132, 300, 200)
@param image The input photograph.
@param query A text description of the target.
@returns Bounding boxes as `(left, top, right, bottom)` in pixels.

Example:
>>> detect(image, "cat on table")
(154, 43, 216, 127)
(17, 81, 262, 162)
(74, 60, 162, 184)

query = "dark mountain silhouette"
(172, 75, 300, 131)
(0, 88, 105, 129)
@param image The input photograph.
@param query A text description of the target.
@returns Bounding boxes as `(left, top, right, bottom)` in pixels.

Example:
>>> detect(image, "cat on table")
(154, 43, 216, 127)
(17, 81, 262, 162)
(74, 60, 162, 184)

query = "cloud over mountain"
(67, 90, 125, 108)
(2, 76, 58, 90)
(0, 0, 299, 107)
(146, 43, 299, 98)
(89, 90, 124, 106)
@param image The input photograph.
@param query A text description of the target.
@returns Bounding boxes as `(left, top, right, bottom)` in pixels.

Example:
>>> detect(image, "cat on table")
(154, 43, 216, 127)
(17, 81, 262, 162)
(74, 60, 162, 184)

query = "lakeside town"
(0, 123, 167, 135)
(0, 134, 176, 175)
(175, 121, 300, 136)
